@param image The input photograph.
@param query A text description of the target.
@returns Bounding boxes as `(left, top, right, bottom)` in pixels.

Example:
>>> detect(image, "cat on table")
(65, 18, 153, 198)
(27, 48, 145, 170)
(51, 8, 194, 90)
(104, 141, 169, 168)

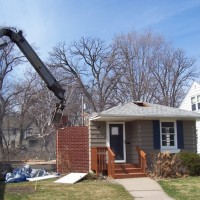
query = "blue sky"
(1, 0, 200, 64)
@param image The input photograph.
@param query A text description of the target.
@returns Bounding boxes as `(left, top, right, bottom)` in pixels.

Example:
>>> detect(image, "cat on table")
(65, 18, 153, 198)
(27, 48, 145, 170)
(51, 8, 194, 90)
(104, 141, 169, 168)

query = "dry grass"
(0, 178, 134, 200)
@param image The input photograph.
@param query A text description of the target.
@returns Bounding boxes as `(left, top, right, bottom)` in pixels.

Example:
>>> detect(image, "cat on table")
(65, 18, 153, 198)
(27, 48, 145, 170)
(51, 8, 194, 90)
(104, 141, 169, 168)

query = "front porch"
(91, 146, 147, 179)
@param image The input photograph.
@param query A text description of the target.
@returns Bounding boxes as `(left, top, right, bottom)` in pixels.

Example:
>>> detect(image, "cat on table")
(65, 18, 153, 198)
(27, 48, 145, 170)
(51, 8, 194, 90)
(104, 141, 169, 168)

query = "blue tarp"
(5, 164, 48, 183)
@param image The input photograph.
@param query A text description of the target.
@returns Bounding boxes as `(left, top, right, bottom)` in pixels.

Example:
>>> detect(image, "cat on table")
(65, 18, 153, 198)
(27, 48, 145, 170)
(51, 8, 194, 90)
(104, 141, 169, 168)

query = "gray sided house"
(89, 101, 200, 178)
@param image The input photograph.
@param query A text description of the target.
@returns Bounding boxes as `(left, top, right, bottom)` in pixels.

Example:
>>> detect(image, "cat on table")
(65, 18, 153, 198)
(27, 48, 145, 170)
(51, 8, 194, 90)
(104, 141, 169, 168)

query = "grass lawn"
(0, 179, 133, 200)
(158, 176, 200, 200)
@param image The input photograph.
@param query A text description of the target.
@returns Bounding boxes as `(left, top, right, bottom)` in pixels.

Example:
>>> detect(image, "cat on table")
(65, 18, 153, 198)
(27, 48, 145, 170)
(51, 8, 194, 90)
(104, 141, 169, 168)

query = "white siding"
(180, 81, 200, 153)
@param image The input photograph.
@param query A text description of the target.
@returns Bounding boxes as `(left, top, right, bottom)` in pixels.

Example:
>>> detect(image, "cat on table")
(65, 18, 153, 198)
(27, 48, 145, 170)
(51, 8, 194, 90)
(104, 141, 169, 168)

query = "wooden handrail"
(91, 147, 115, 178)
(107, 147, 115, 157)
(136, 146, 147, 173)
(91, 147, 98, 172)
(107, 147, 115, 178)
(92, 146, 146, 177)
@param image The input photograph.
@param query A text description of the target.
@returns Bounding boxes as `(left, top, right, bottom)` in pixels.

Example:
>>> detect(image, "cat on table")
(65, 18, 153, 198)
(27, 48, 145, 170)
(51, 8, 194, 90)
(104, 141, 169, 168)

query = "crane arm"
(0, 28, 65, 124)
(0, 28, 65, 102)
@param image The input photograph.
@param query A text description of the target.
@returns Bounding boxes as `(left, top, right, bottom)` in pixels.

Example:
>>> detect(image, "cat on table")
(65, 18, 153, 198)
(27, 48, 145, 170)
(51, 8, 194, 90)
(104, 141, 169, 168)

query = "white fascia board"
(90, 114, 200, 121)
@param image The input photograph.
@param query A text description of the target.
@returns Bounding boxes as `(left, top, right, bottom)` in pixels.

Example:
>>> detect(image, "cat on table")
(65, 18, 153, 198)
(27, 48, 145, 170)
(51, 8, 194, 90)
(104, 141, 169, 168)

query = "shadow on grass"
(0, 161, 12, 200)
(0, 182, 6, 200)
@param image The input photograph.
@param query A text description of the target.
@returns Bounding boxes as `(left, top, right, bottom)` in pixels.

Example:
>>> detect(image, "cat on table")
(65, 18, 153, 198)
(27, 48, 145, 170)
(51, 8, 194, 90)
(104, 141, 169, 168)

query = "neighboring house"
(179, 81, 200, 154)
(57, 101, 200, 178)
(2, 117, 56, 160)
(2, 127, 20, 149)
(2, 116, 39, 149)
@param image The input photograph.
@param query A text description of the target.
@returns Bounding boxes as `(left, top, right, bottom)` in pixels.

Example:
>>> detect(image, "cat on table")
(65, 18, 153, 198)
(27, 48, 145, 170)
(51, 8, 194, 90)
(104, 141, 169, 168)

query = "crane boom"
(0, 28, 65, 124)
(0, 28, 65, 101)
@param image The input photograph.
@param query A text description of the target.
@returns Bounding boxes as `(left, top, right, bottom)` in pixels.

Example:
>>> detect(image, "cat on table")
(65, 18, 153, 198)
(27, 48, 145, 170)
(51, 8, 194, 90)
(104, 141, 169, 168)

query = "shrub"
(84, 172, 97, 180)
(177, 152, 200, 176)
(149, 153, 188, 178)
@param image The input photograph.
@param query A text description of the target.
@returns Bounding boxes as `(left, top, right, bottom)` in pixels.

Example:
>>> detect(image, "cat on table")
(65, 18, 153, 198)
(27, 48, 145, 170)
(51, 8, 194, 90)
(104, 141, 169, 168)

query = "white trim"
(106, 122, 126, 163)
(160, 120, 178, 151)
(161, 149, 180, 154)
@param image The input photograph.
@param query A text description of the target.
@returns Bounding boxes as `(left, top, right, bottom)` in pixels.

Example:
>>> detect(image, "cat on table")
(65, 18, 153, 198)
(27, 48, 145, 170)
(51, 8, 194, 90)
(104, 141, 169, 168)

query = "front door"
(109, 123, 125, 162)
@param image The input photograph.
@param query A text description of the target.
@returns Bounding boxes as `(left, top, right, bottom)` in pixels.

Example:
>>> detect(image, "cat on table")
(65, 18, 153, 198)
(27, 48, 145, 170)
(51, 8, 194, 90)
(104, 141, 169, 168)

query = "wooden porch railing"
(136, 146, 147, 173)
(91, 147, 115, 177)
(107, 147, 115, 178)
(91, 146, 146, 177)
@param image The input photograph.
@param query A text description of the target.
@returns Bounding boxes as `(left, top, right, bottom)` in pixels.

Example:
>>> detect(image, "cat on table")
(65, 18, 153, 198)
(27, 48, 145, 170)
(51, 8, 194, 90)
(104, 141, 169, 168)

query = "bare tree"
(13, 70, 37, 148)
(113, 31, 198, 107)
(47, 31, 197, 116)
(9, 69, 60, 158)
(113, 31, 165, 103)
(49, 37, 124, 112)
(25, 74, 57, 156)
(150, 48, 197, 107)
(0, 36, 24, 159)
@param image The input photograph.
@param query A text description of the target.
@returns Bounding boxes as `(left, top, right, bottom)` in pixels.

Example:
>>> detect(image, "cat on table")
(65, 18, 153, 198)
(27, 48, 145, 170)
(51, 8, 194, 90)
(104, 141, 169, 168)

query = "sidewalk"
(115, 177, 174, 200)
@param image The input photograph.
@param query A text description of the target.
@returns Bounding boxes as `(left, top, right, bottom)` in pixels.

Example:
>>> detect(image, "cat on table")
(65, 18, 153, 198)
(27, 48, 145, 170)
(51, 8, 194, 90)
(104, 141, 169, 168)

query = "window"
(161, 121, 177, 150)
(197, 95, 200, 110)
(191, 97, 196, 111)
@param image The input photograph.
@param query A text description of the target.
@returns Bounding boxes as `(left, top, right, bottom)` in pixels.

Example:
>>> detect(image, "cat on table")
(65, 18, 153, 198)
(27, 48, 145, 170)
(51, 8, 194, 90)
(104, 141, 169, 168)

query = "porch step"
(114, 163, 146, 179)
(114, 163, 139, 169)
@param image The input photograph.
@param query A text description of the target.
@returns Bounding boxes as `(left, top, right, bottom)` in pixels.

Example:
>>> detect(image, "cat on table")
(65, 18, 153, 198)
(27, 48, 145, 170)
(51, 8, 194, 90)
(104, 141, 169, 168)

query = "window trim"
(191, 96, 196, 111)
(190, 95, 200, 111)
(160, 120, 178, 151)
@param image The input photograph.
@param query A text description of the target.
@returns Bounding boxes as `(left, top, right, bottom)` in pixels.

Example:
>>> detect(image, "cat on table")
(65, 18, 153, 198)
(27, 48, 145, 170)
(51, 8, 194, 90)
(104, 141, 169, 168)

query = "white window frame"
(191, 96, 197, 111)
(160, 120, 180, 153)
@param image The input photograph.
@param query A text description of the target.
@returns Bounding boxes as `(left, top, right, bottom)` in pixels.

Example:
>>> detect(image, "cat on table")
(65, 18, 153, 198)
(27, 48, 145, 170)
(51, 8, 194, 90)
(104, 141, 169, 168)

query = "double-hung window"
(191, 97, 196, 111)
(161, 121, 177, 150)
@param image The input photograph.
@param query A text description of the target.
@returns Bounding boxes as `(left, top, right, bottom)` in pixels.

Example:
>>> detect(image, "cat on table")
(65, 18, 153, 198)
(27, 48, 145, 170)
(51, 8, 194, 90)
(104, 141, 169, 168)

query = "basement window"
(133, 102, 148, 107)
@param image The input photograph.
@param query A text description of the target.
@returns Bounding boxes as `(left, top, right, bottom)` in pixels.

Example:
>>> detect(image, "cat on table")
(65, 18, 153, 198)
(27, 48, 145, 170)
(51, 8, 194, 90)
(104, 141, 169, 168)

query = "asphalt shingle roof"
(91, 102, 200, 121)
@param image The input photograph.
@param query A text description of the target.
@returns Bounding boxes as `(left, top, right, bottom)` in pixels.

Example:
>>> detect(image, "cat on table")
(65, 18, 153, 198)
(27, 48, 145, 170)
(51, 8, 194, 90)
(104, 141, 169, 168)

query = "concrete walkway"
(115, 177, 174, 200)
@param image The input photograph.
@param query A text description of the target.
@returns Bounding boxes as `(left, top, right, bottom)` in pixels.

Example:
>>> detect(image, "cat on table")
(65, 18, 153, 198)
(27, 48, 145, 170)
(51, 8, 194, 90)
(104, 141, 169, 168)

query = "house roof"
(90, 101, 200, 121)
